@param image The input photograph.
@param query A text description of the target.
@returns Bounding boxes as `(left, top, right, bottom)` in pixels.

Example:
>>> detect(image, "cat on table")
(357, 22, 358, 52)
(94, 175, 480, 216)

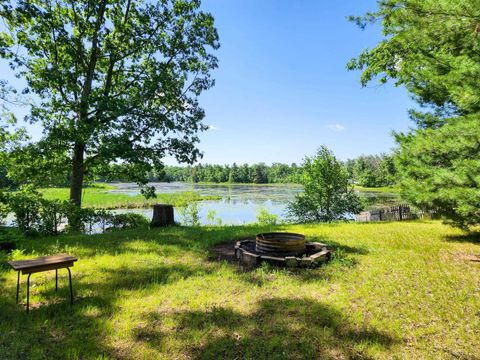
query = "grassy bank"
(40, 184, 220, 209)
(354, 185, 399, 193)
(0, 221, 479, 359)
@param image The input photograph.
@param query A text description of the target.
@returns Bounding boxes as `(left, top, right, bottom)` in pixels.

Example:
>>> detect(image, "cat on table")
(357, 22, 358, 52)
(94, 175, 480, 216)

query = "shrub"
(5, 186, 43, 235)
(108, 213, 149, 230)
(206, 209, 222, 226)
(38, 198, 68, 235)
(256, 208, 278, 226)
(288, 146, 363, 222)
(177, 201, 200, 226)
(2, 187, 149, 236)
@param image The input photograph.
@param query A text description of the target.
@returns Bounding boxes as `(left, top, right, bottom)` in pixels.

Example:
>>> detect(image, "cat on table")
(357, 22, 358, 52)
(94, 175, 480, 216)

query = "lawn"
(353, 185, 399, 193)
(39, 184, 220, 209)
(0, 221, 479, 359)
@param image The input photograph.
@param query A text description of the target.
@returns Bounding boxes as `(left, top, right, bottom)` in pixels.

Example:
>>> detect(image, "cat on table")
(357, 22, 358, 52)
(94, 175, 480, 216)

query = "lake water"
(108, 182, 401, 225)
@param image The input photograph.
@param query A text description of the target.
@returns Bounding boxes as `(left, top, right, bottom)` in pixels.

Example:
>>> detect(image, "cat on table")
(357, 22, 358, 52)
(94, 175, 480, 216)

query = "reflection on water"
(111, 199, 286, 226)
(109, 182, 303, 203)
(108, 182, 401, 225)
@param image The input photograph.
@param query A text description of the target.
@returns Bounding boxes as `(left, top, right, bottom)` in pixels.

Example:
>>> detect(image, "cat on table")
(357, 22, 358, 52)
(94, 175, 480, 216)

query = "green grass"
(354, 185, 400, 193)
(0, 221, 479, 359)
(39, 184, 220, 209)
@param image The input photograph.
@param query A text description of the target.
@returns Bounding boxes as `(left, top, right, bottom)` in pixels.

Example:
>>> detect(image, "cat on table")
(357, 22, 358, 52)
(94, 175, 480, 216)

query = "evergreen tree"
(350, 0, 480, 228)
(395, 115, 480, 230)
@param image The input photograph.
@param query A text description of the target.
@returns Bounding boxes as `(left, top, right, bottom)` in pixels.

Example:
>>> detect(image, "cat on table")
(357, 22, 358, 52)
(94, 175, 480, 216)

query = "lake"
(108, 182, 401, 225)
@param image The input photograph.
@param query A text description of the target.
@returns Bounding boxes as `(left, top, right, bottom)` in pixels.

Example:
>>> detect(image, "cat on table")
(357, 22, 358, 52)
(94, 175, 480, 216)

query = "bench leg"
(26, 273, 31, 312)
(67, 267, 73, 305)
(55, 269, 58, 292)
(16, 271, 20, 304)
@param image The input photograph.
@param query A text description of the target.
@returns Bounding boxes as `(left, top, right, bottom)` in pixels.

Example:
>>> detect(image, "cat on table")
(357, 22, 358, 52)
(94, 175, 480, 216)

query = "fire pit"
(235, 232, 332, 268)
(256, 232, 306, 256)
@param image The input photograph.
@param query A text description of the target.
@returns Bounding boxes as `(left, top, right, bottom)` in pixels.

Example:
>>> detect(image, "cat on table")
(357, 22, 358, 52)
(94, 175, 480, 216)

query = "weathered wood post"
(150, 204, 175, 227)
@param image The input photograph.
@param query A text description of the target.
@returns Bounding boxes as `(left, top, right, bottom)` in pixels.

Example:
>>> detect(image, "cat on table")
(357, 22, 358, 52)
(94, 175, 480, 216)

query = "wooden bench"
(8, 254, 77, 312)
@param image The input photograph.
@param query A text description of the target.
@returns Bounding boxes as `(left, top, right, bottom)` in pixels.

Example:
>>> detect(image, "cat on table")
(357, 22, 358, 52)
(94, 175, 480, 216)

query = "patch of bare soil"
(209, 241, 237, 263)
(445, 250, 480, 263)
(456, 253, 480, 263)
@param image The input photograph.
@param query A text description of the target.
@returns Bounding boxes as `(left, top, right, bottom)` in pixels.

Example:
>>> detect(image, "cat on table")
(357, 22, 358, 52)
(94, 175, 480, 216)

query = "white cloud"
(208, 124, 220, 130)
(326, 123, 345, 132)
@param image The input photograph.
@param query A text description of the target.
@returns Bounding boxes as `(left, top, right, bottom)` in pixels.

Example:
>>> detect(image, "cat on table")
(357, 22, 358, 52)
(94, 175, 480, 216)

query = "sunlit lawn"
(0, 221, 479, 359)
(39, 184, 220, 209)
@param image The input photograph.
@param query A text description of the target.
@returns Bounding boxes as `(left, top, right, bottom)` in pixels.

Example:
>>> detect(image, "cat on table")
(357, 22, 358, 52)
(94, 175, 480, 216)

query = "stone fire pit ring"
(234, 233, 332, 268)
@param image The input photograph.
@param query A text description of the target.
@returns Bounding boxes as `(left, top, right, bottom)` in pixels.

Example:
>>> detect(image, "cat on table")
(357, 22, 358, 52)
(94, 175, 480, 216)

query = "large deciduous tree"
(349, 0, 480, 229)
(0, 0, 219, 208)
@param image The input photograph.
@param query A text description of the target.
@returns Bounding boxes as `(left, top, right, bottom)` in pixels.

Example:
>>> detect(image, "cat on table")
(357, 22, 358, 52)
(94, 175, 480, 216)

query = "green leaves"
(349, 0, 480, 117)
(395, 115, 480, 229)
(0, 0, 219, 205)
(351, 1, 480, 229)
(287, 146, 363, 223)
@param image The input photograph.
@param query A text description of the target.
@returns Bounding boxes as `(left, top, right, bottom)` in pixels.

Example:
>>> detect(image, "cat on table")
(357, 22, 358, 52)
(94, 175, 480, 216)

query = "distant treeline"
(155, 163, 303, 184)
(150, 153, 397, 187)
(0, 154, 396, 188)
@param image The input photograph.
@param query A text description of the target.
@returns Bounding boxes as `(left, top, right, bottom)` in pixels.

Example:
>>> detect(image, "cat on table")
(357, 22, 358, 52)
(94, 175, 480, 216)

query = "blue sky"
(193, 0, 415, 164)
(2, 0, 415, 165)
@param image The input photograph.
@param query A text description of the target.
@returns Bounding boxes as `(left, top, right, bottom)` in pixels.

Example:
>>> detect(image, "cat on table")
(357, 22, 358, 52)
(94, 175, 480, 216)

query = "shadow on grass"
(444, 232, 480, 244)
(135, 297, 397, 359)
(0, 252, 217, 359)
(0, 224, 368, 359)
(9, 224, 278, 259)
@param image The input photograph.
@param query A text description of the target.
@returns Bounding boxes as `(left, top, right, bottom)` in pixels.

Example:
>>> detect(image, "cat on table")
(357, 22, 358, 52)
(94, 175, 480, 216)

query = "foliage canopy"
(0, 0, 219, 207)
(287, 146, 362, 223)
(350, 0, 480, 228)
(395, 115, 480, 230)
(349, 0, 480, 125)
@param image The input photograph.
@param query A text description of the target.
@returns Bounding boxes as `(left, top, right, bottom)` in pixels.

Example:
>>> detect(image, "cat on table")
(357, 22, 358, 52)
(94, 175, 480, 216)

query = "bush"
(5, 186, 45, 235)
(2, 187, 149, 235)
(38, 198, 68, 235)
(206, 210, 222, 226)
(177, 200, 200, 226)
(288, 146, 363, 222)
(2, 186, 72, 235)
(67, 208, 149, 233)
(108, 213, 150, 230)
(256, 208, 278, 226)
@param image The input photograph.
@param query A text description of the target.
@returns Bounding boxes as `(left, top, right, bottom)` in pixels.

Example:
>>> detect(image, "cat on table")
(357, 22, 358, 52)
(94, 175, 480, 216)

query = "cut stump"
(150, 204, 175, 227)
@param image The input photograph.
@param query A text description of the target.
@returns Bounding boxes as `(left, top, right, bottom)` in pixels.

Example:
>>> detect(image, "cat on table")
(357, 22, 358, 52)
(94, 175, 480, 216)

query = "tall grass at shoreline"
(39, 185, 220, 209)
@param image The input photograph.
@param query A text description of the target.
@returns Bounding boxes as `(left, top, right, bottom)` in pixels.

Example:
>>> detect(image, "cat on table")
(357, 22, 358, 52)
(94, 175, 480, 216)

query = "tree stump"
(150, 204, 175, 227)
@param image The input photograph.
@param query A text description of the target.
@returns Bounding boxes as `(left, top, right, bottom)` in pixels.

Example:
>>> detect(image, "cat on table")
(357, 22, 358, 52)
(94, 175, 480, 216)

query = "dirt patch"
(209, 241, 237, 263)
(457, 253, 480, 263)
(448, 251, 480, 263)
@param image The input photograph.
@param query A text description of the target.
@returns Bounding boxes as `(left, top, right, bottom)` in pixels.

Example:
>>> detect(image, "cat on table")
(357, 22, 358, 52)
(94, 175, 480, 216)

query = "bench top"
(8, 254, 77, 271)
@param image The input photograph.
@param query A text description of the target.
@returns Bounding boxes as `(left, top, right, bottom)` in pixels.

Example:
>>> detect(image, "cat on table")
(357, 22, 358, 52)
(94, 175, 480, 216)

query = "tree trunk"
(70, 142, 85, 207)
(150, 204, 175, 227)
(68, 142, 85, 230)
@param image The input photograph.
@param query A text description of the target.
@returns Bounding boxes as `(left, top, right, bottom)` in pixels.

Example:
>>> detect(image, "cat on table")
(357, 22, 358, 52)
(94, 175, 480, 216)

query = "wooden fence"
(356, 204, 418, 222)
